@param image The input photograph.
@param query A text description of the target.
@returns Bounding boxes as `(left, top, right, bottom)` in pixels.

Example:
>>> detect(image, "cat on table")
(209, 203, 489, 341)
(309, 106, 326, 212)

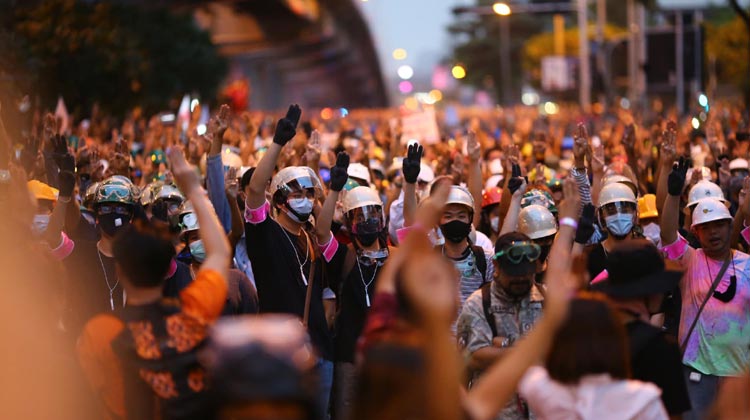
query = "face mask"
(440, 220, 472, 243)
(490, 216, 500, 233)
(32, 214, 50, 235)
(97, 213, 131, 237)
(538, 245, 551, 263)
(286, 198, 314, 223)
(189, 240, 206, 263)
(353, 219, 382, 247)
(642, 223, 661, 246)
(604, 213, 634, 238)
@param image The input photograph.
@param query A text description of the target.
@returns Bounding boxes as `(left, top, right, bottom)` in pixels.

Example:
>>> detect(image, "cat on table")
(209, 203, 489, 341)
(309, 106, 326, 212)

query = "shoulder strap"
(680, 255, 731, 354)
(471, 245, 488, 283)
(481, 283, 498, 337)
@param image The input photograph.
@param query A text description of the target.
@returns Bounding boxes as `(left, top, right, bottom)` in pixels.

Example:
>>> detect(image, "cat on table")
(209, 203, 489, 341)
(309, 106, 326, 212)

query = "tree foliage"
(706, 16, 750, 96)
(0, 0, 227, 115)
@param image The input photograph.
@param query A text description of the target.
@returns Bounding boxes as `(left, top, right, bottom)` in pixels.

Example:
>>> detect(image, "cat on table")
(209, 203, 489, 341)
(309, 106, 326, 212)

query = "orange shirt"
(76, 269, 227, 420)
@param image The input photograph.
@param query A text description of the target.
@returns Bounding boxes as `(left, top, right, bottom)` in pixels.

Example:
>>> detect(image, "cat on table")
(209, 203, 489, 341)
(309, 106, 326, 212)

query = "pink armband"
(590, 269, 608, 285)
(244, 200, 270, 224)
(318, 233, 339, 263)
(165, 258, 177, 279)
(660, 234, 689, 260)
(49, 231, 75, 260)
(742, 227, 750, 245)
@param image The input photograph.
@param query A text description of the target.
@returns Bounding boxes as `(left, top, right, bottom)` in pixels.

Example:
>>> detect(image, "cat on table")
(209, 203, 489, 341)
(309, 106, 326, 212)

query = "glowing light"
(691, 117, 700, 129)
(429, 89, 443, 102)
(397, 65, 414, 80)
(196, 124, 207, 136)
(404, 97, 419, 110)
(451, 65, 466, 79)
(620, 98, 631, 109)
(339, 108, 349, 117)
(521, 92, 540, 106)
(320, 108, 334, 120)
(543, 102, 559, 115)
(492, 2, 511, 16)
(190, 99, 199, 113)
(698, 93, 708, 108)
(398, 81, 413, 94)
(392, 48, 407, 60)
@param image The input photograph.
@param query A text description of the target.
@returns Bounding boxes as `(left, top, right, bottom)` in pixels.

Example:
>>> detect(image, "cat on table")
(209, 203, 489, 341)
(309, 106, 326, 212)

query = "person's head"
(729, 158, 749, 178)
(691, 198, 733, 258)
(112, 220, 174, 289)
(27, 180, 58, 236)
(638, 194, 661, 246)
(545, 292, 630, 384)
(518, 204, 558, 264)
(347, 163, 372, 188)
(592, 239, 683, 315)
(521, 189, 557, 218)
(687, 180, 729, 210)
(597, 183, 638, 240)
(270, 166, 322, 225)
(342, 186, 387, 251)
(178, 201, 205, 265)
(480, 187, 503, 235)
(93, 176, 138, 238)
(205, 315, 320, 420)
(492, 232, 539, 297)
(439, 186, 474, 244)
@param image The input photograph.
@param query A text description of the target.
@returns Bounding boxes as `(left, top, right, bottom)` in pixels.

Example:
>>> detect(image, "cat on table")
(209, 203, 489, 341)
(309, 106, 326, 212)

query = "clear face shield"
(347, 205, 388, 260)
(600, 201, 637, 237)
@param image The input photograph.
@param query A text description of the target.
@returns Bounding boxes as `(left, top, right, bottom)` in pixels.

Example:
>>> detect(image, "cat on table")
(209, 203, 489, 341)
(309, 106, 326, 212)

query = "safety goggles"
(96, 184, 133, 203)
(493, 241, 542, 264)
(600, 202, 636, 217)
(97, 204, 132, 216)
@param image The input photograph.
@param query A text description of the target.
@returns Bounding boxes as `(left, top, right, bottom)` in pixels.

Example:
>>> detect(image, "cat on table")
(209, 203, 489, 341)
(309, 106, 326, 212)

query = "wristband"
(560, 217, 578, 230)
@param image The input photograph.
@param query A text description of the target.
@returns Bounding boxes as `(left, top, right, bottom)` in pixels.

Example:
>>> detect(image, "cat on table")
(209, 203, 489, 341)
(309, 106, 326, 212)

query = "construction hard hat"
(418, 162, 435, 183)
(687, 180, 728, 207)
(347, 163, 372, 185)
(27, 180, 59, 202)
(445, 185, 474, 212)
(342, 186, 383, 214)
(691, 198, 732, 228)
(270, 166, 322, 203)
(729, 158, 749, 171)
(521, 189, 557, 213)
(518, 204, 558, 240)
(94, 176, 138, 207)
(598, 182, 637, 207)
(82, 181, 100, 210)
(154, 184, 185, 203)
(222, 150, 243, 169)
(603, 174, 638, 196)
(638, 194, 659, 219)
(485, 174, 504, 190)
(482, 187, 503, 208)
(178, 201, 200, 238)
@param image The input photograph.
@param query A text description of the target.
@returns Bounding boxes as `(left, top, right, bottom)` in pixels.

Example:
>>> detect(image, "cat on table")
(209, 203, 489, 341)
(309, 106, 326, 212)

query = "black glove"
(507, 163, 524, 194)
(272, 104, 302, 146)
(20, 136, 40, 173)
(58, 170, 76, 199)
(575, 203, 596, 244)
(667, 156, 690, 196)
(402, 143, 423, 184)
(52, 135, 75, 173)
(329, 152, 350, 192)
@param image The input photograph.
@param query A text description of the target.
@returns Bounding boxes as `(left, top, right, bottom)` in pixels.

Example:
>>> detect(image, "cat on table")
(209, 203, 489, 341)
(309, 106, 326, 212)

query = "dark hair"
(112, 220, 175, 288)
(240, 167, 256, 192)
(545, 292, 630, 384)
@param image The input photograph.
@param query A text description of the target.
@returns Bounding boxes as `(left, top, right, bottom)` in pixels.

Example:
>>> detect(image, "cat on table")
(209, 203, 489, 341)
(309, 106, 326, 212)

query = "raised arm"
(316, 151, 349, 243)
(499, 164, 526, 235)
(401, 143, 423, 228)
(169, 147, 230, 280)
(466, 132, 483, 228)
(661, 157, 689, 247)
(225, 176, 244, 252)
(206, 104, 232, 233)
(246, 105, 301, 209)
(655, 122, 677, 213)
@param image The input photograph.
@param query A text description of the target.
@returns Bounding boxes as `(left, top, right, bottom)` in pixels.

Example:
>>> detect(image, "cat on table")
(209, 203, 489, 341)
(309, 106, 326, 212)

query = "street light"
(451, 65, 467, 79)
(492, 2, 511, 16)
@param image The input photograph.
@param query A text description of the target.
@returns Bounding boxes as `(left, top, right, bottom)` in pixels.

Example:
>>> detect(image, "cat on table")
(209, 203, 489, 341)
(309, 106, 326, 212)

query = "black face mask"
(353, 220, 382, 247)
(97, 213, 132, 237)
(440, 220, 472, 243)
(356, 232, 379, 247)
(538, 245, 551, 263)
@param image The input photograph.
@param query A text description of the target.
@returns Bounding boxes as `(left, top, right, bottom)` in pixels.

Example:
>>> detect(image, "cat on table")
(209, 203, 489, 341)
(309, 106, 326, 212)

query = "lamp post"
(493, 3, 513, 105)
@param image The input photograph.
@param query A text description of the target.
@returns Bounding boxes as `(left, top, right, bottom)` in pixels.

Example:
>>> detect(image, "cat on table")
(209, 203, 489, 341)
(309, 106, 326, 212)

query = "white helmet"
(518, 204, 558, 240)
(418, 162, 435, 183)
(602, 174, 638, 196)
(687, 180, 728, 207)
(729, 158, 749, 171)
(691, 198, 732, 228)
(270, 166, 322, 204)
(445, 185, 475, 212)
(598, 182, 637, 207)
(342, 186, 383, 214)
(178, 201, 199, 238)
(347, 163, 371, 185)
(222, 150, 243, 169)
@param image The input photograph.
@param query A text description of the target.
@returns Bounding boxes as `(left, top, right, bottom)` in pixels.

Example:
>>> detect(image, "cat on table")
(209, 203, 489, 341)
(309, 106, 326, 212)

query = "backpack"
(470, 245, 488, 283)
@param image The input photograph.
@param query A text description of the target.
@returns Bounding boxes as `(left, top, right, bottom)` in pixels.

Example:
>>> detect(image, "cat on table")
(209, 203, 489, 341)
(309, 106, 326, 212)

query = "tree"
(727, 0, 750, 102)
(0, 0, 227, 115)
(706, 16, 750, 100)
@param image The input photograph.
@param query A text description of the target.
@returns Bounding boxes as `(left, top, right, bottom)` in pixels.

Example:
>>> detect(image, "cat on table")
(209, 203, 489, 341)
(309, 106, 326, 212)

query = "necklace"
(356, 258, 378, 307)
(281, 227, 310, 285)
(97, 246, 124, 311)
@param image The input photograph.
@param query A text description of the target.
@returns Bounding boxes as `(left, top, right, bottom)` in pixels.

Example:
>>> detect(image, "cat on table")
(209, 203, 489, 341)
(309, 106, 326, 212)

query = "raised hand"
(507, 163, 527, 196)
(574, 203, 596, 244)
(590, 141, 605, 175)
(168, 147, 201, 196)
(558, 178, 581, 221)
(622, 123, 636, 153)
(660, 121, 677, 167)
(225, 166, 239, 198)
(51, 134, 75, 173)
(667, 156, 691, 197)
(467, 131, 481, 162)
(402, 142, 423, 184)
(273, 104, 301, 146)
(329, 152, 350, 192)
(304, 130, 322, 166)
(58, 170, 76, 199)
(109, 138, 130, 176)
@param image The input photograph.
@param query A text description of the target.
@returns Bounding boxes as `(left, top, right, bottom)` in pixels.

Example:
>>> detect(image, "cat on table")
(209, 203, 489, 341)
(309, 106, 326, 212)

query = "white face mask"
(605, 213, 634, 237)
(642, 223, 661, 246)
(286, 198, 314, 223)
(490, 216, 500, 233)
(32, 214, 50, 235)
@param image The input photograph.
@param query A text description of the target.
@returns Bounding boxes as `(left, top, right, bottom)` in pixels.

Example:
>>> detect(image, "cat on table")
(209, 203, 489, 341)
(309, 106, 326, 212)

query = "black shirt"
(585, 242, 608, 281)
(244, 216, 333, 360)
(627, 320, 691, 416)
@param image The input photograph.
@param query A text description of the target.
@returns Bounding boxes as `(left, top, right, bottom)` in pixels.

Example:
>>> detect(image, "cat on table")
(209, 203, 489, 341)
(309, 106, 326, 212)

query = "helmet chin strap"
(283, 201, 310, 224)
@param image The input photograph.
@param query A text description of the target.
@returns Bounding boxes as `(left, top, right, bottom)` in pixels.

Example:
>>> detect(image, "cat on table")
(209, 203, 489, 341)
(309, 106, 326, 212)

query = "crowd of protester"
(1, 97, 749, 420)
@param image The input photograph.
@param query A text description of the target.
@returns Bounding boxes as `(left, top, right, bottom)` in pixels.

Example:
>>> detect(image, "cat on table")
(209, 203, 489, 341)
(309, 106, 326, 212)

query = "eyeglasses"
(493, 241, 541, 264)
